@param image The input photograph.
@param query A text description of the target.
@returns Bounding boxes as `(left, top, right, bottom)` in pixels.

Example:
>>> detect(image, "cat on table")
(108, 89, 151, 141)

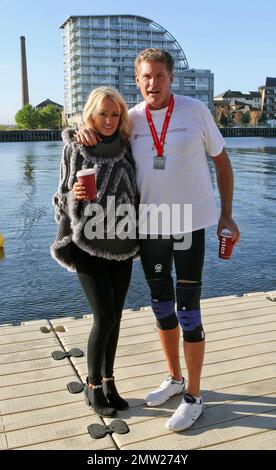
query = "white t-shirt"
(129, 94, 225, 235)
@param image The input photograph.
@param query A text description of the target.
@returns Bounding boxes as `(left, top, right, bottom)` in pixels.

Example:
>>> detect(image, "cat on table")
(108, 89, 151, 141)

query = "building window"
(196, 77, 209, 89)
(184, 78, 195, 86)
(171, 77, 179, 89)
(196, 94, 209, 106)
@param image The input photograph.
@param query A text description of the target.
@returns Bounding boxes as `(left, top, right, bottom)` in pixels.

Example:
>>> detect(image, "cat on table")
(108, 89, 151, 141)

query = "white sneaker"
(146, 376, 186, 407)
(165, 393, 203, 431)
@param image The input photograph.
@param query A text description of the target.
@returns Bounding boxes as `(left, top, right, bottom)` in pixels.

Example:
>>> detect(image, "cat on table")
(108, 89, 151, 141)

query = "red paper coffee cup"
(219, 229, 234, 259)
(77, 169, 97, 200)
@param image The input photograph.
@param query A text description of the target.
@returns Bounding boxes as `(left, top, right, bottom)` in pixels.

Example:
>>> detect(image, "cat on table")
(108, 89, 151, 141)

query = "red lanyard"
(145, 95, 174, 157)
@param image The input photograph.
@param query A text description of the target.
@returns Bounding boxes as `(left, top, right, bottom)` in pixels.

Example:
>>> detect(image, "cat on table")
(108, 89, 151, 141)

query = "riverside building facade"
(60, 15, 214, 126)
(259, 77, 276, 121)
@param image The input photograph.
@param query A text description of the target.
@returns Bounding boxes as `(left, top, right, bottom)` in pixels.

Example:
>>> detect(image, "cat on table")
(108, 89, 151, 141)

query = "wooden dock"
(0, 290, 276, 450)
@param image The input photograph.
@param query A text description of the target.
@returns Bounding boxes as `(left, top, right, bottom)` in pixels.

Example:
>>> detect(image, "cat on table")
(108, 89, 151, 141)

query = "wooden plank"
(0, 330, 57, 345)
(0, 337, 60, 355)
(111, 340, 276, 370)
(59, 318, 276, 350)
(0, 389, 82, 415)
(48, 297, 275, 333)
(202, 377, 276, 407)
(75, 351, 276, 384)
(58, 304, 275, 337)
(67, 331, 276, 375)
(203, 305, 276, 322)
(0, 321, 51, 337)
(0, 320, 51, 338)
(0, 346, 64, 365)
(112, 390, 276, 446)
(0, 356, 72, 376)
(17, 438, 115, 450)
(76, 362, 276, 397)
(0, 290, 274, 451)
(5, 415, 115, 449)
(0, 433, 8, 450)
(201, 363, 276, 392)
(49, 317, 78, 325)
(93, 377, 276, 428)
(120, 408, 276, 450)
(0, 376, 81, 400)
(0, 364, 76, 387)
(20, 320, 52, 326)
(203, 430, 276, 450)
(3, 400, 91, 432)
(60, 329, 276, 358)
(57, 319, 155, 338)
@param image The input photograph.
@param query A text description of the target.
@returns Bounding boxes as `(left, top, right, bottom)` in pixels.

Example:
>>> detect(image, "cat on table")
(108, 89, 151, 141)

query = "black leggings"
(139, 230, 205, 284)
(74, 247, 132, 385)
(139, 230, 205, 334)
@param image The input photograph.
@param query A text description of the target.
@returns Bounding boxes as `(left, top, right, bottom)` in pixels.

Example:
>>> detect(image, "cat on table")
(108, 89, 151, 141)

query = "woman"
(51, 87, 139, 417)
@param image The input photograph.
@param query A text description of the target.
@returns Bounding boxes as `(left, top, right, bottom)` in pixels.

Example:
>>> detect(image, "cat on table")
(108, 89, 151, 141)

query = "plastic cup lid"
(220, 229, 232, 237)
(77, 169, 95, 176)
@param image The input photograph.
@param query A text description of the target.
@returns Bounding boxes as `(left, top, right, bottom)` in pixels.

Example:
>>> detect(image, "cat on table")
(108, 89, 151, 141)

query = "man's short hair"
(135, 48, 174, 74)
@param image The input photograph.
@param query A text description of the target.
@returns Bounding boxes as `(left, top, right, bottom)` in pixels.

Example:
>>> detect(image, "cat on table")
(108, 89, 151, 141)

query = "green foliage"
(258, 113, 267, 123)
(241, 111, 250, 125)
(15, 104, 61, 129)
(15, 104, 40, 129)
(38, 104, 61, 129)
(219, 113, 229, 127)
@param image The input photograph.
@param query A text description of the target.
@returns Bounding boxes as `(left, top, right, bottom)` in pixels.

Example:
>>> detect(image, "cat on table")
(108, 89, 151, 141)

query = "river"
(0, 137, 275, 324)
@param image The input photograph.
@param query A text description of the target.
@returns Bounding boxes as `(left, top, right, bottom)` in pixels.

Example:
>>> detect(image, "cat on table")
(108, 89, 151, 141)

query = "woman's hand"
(73, 182, 89, 201)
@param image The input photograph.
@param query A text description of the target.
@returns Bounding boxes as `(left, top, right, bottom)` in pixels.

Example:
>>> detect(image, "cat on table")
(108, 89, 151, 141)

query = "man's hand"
(217, 215, 240, 246)
(76, 127, 102, 146)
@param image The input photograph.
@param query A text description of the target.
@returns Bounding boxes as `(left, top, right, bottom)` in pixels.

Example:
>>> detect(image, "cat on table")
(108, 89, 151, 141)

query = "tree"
(241, 111, 250, 126)
(219, 113, 229, 127)
(258, 113, 267, 124)
(15, 104, 61, 129)
(38, 104, 61, 129)
(15, 104, 40, 129)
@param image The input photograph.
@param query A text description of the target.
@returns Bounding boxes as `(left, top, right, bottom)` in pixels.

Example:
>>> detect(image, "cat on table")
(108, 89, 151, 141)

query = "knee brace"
(176, 282, 205, 342)
(148, 277, 178, 330)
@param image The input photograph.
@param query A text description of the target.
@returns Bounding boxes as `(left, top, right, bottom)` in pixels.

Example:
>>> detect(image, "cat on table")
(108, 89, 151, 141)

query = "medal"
(145, 95, 174, 170)
(153, 156, 166, 169)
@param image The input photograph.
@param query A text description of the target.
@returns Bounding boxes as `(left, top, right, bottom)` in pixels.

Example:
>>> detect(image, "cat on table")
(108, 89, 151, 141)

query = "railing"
(0, 130, 62, 142)
(219, 127, 276, 137)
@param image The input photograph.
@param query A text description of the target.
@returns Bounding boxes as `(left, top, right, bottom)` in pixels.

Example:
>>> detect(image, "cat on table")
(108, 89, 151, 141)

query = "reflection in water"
(0, 248, 5, 261)
(24, 153, 35, 183)
(17, 153, 48, 228)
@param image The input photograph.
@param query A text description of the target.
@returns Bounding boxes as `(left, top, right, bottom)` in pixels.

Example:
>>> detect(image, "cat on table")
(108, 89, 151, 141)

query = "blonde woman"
(51, 87, 139, 417)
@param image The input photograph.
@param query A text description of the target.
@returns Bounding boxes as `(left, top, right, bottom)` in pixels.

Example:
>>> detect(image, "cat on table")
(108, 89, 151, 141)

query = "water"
(0, 138, 275, 325)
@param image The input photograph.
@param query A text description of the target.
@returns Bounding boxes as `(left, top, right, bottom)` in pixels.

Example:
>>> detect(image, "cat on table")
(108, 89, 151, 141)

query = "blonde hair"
(83, 86, 131, 140)
(135, 48, 174, 74)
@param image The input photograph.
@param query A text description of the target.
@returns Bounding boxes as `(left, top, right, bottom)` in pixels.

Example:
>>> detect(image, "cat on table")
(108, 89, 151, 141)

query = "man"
(77, 48, 240, 432)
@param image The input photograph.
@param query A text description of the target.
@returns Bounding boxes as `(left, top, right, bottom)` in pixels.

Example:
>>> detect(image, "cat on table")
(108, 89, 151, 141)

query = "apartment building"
(259, 77, 276, 120)
(214, 90, 261, 108)
(60, 15, 214, 125)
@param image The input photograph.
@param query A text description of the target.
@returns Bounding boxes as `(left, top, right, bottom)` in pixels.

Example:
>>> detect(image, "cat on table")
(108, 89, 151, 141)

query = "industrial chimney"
(20, 36, 29, 106)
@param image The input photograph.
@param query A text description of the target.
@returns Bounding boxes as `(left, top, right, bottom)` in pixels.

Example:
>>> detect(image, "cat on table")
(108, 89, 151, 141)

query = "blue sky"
(1, 0, 275, 123)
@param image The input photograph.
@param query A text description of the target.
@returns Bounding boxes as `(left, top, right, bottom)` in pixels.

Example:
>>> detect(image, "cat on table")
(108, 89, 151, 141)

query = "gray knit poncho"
(50, 129, 139, 271)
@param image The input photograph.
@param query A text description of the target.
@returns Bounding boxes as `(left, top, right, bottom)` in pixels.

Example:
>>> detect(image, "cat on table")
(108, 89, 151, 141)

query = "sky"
(0, 0, 275, 124)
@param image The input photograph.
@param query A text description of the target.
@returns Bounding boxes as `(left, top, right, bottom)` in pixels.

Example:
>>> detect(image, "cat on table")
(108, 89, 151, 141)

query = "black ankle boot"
(84, 381, 116, 417)
(103, 377, 129, 410)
